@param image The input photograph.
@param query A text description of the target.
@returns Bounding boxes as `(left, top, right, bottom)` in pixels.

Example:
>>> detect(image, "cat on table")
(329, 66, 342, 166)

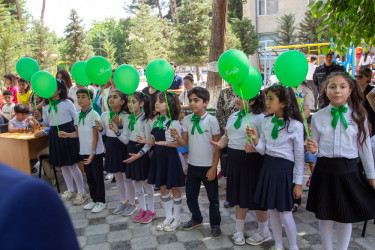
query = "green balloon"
(71, 61, 91, 86)
(274, 50, 308, 88)
(16, 58, 40, 81)
(232, 66, 262, 100)
(113, 65, 140, 95)
(218, 49, 250, 85)
(31, 71, 57, 99)
(86, 56, 112, 85)
(145, 59, 174, 92)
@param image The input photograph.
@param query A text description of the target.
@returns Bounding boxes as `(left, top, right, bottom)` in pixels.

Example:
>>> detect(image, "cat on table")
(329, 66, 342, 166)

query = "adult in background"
(56, 70, 73, 90)
(168, 62, 184, 95)
(306, 56, 318, 108)
(357, 68, 375, 135)
(179, 74, 194, 109)
(216, 85, 238, 208)
(358, 52, 372, 69)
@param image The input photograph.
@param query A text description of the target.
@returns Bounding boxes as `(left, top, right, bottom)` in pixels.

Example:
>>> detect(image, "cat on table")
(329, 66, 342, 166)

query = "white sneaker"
(92, 202, 107, 213)
(61, 191, 75, 202)
(105, 173, 113, 180)
(232, 231, 246, 245)
(83, 201, 96, 210)
(73, 193, 89, 205)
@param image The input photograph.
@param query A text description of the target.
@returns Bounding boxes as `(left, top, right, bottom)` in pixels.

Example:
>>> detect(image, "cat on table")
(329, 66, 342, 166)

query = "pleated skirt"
(125, 141, 150, 181)
(306, 157, 375, 223)
(105, 137, 127, 173)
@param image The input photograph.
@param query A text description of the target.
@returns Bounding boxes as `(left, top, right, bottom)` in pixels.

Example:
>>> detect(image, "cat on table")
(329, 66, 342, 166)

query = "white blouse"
(311, 104, 375, 179)
(41, 99, 76, 126)
(151, 116, 182, 143)
(99, 111, 128, 138)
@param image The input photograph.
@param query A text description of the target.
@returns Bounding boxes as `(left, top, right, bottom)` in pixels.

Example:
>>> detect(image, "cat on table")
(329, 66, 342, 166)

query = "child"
(34, 80, 88, 205)
(17, 78, 32, 106)
(60, 88, 106, 213)
(306, 72, 375, 250)
(171, 87, 222, 238)
(95, 90, 136, 216)
(247, 85, 304, 250)
(8, 104, 38, 132)
(3, 74, 19, 103)
(112, 92, 155, 223)
(210, 91, 271, 246)
(1, 90, 15, 120)
(138, 92, 185, 231)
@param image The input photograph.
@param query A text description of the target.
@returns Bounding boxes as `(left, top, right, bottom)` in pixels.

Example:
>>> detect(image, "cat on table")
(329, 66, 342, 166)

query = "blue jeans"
(186, 164, 221, 227)
(305, 151, 317, 163)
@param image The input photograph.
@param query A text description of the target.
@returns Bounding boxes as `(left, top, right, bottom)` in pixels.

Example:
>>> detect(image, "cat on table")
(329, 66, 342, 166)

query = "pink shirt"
(7, 86, 19, 104)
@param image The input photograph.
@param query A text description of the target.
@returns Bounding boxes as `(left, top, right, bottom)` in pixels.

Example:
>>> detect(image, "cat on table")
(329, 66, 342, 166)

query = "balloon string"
(240, 87, 253, 144)
(101, 86, 111, 122)
(296, 90, 310, 139)
(86, 87, 97, 121)
(130, 95, 139, 135)
(48, 99, 60, 134)
(164, 91, 174, 129)
(34, 93, 37, 112)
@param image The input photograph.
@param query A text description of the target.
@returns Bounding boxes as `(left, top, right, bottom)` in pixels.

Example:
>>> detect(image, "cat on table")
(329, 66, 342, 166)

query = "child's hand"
(59, 131, 68, 138)
(293, 184, 302, 199)
(137, 134, 146, 144)
(306, 138, 318, 154)
(155, 141, 168, 146)
(246, 126, 259, 145)
(170, 128, 180, 139)
(112, 115, 122, 127)
(94, 120, 103, 131)
(369, 179, 375, 190)
(123, 153, 141, 164)
(83, 154, 95, 165)
(245, 141, 257, 153)
(34, 111, 42, 121)
(206, 167, 217, 181)
(209, 140, 223, 149)
(108, 121, 119, 134)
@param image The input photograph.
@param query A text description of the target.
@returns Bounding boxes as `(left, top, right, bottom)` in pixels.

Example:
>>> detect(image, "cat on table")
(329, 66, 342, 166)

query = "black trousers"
(82, 154, 105, 203)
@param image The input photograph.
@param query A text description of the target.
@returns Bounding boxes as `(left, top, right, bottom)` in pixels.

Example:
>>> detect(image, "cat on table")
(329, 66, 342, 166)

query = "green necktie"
(191, 115, 203, 135)
(271, 116, 285, 140)
(234, 110, 246, 130)
(109, 111, 119, 121)
(331, 105, 348, 130)
(153, 116, 166, 129)
(128, 114, 136, 132)
(48, 100, 59, 113)
(78, 112, 86, 125)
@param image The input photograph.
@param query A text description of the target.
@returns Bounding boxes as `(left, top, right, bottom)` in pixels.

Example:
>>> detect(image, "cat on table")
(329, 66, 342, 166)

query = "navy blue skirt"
(125, 141, 150, 181)
(105, 137, 127, 173)
(227, 148, 265, 210)
(254, 154, 294, 212)
(307, 157, 375, 223)
(148, 145, 185, 189)
(49, 122, 80, 167)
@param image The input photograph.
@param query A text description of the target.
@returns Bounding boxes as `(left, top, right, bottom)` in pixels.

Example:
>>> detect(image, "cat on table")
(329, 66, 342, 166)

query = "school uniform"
(99, 111, 128, 173)
(253, 115, 305, 212)
(306, 104, 375, 223)
(74, 107, 105, 203)
(182, 112, 221, 227)
(117, 112, 152, 181)
(226, 111, 265, 209)
(40, 99, 79, 167)
(148, 116, 185, 189)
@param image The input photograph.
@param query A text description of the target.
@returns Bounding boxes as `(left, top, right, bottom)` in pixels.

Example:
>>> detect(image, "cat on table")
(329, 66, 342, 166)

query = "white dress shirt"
(311, 104, 375, 179)
(151, 116, 182, 142)
(254, 115, 305, 185)
(41, 99, 77, 126)
(98, 111, 128, 138)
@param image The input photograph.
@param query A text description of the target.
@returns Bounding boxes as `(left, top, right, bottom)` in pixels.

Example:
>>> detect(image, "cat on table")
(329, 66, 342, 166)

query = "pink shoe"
(140, 210, 156, 224)
(217, 171, 222, 179)
(133, 209, 146, 222)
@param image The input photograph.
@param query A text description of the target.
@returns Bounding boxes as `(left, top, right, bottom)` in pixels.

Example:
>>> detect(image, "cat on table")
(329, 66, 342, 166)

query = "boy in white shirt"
(1, 90, 15, 120)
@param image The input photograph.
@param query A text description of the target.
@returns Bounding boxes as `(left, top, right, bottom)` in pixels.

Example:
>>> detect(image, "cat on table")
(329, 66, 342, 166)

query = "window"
(258, 33, 278, 50)
(258, 0, 278, 16)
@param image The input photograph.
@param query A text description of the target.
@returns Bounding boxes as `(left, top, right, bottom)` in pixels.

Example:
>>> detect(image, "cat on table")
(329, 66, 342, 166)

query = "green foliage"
(231, 17, 259, 55)
(102, 39, 117, 68)
(228, 0, 243, 20)
(297, 10, 329, 45)
(275, 13, 297, 46)
(225, 22, 241, 51)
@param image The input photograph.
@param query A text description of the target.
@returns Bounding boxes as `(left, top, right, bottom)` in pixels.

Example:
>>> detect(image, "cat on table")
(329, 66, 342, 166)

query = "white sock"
(279, 211, 298, 250)
(236, 219, 245, 232)
(134, 181, 146, 211)
(113, 172, 126, 202)
(68, 164, 85, 194)
(319, 220, 334, 250)
(258, 220, 270, 235)
(143, 181, 155, 213)
(161, 194, 173, 219)
(173, 197, 182, 220)
(269, 209, 284, 249)
(123, 174, 135, 204)
(61, 166, 74, 192)
(337, 222, 352, 250)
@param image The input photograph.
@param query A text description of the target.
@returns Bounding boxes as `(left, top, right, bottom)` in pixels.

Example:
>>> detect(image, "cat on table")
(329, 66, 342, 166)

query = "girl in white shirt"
(247, 85, 305, 250)
(306, 72, 375, 250)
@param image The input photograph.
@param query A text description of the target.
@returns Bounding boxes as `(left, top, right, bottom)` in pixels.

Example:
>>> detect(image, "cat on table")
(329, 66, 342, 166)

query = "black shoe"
(182, 219, 203, 230)
(211, 225, 222, 239)
(224, 201, 230, 208)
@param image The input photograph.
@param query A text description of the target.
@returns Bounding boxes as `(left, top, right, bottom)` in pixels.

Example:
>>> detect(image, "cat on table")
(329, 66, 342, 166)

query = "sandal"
(232, 231, 245, 245)
(246, 230, 272, 245)
(164, 219, 181, 232)
(156, 218, 174, 231)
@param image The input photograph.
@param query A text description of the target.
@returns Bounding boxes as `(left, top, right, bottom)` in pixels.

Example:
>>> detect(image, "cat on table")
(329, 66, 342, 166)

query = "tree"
(231, 17, 259, 55)
(275, 13, 297, 46)
(225, 21, 241, 51)
(102, 39, 117, 68)
(298, 10, 329, 45)
(64, 9, 94, 66)
(310, 0, 374, 54)
(228, 0, 242, 20)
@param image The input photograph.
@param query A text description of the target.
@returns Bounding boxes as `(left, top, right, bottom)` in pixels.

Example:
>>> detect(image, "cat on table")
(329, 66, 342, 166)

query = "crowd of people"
(0, 56, 375, 250)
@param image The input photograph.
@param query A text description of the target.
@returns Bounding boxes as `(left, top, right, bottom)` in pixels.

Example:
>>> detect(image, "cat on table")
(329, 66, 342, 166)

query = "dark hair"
(310, 56, 317, 62)
(248, 90, 266, 114)
(183, 74, 194, 82)
(358, 68, 373, 83)
(76, 88, 94, 99)
(3, 90, 13, 96)
(108, 90, 127, 112)
(320, 72, 369, 146)
(266, 85, 305, 137)
(188, 87, 210, 103)
(170, 62, 177, 68)
(156, 91, 181, 120)
(128, 91, 152, 121)
(3, 73, 16, 86)
(56, 70, 73, 89)
(363, 52, 369, 61)
(14, 103, 29, 114)
(56, 80, 70, 100)
(18, 78, 30, 92)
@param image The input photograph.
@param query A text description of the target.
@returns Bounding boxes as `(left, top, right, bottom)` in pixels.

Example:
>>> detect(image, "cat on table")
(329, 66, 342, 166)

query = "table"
(0, 133, 48, 174)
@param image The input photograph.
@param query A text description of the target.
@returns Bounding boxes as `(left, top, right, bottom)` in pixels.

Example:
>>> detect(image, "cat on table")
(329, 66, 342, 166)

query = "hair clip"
(295, 92, 303, 98)
(141, 92, 146, 96)
(167, 91, 175, 95)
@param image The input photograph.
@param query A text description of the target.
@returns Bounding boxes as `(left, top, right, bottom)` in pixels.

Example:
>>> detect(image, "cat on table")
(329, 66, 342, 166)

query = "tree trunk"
(170, 0, 175, 24)
(156, 0, 163, 19)
(14, 0, 28, 54)
(41, 0, 46, 27)
(196, 65, 200, 83)
(173, 0, 179, 23)
(206, 0, 228, 108)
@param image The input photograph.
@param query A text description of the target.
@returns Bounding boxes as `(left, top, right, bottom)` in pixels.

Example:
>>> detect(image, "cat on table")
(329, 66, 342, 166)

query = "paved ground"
(34, 166, 375, 250)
